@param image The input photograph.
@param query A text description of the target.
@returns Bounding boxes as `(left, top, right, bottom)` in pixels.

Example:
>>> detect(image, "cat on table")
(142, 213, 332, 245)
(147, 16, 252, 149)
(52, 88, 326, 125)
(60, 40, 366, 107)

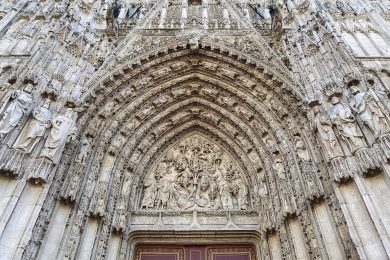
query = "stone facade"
(0, 0, 390, 259)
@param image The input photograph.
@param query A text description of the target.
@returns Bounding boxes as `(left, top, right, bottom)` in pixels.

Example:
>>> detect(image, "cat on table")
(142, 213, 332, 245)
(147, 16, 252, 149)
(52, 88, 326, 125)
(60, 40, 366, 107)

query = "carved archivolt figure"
(0, 82, 12, 105)
(41, 108, 77, 163)
(328, 96, 366, 153)
(140, 135, 249, 211)
(295, 138, 311, 162)
(312, 105, 344, 159)
(13, 99, 52, 153)
(0, 84, 33, 138)
(350, 86, 389, 137)
(272, 152, 286, 180)
(75, 138, 92, 164)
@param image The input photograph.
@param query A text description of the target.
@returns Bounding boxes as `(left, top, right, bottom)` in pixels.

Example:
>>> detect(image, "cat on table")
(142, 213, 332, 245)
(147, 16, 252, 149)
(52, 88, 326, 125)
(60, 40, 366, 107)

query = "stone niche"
(131, 134, 257, 231)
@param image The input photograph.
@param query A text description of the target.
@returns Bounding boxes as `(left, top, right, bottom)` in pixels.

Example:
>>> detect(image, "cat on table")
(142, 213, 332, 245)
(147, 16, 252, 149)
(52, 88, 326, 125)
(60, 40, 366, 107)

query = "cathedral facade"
(0, 0, 390, 259)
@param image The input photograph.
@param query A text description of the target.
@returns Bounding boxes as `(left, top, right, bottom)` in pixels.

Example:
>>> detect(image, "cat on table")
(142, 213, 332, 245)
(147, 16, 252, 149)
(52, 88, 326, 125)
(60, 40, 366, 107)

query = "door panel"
(135, 245, 255, 260)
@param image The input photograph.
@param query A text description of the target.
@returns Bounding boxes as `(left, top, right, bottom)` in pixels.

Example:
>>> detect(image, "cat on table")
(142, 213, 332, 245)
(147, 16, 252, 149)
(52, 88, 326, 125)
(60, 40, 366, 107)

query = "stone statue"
(312, 105, 344, 159)
(13, 99, 52, 153)
(273, 152, 286, 179)
(0, 84, 33, 138)
(41, 108, 77, 163)
(295, 138, 311, 162)
(232, 171, 248, 210)
(0, 82, 12, 112)
(328, 96, 366, 153)
(349, 86, 389, 137)
(269, 4, 282, 31)
(370, 80, 390, 112)
(141, 174, 158, 209)
(75, 138, 92, 164)
(139, 135, 248, 211)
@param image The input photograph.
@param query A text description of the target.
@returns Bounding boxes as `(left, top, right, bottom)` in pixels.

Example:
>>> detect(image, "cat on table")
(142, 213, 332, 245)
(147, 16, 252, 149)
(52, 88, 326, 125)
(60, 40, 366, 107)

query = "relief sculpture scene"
(1, 0, 390, 259)
(141, 134, 249, 211)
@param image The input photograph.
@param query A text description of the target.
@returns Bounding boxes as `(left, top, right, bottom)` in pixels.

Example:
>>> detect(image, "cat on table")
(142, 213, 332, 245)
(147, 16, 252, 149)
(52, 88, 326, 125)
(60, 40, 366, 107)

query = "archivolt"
(62, 48, 324, 233)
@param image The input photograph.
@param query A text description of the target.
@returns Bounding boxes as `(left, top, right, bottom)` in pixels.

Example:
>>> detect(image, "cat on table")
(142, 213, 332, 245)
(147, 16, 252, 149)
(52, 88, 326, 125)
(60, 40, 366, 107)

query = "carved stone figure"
(295, 138, 311, 162)
(269, 4, 282, 31)
(13, 99, 52, 153)
(350, 86, 389, 137)
(370, 80, 390, 111)
(231, 171, 248, 210)
(140, 134, 248, 211)
(41, 109, 77, 163)
(0, 82, 12, 104)
(328, 96, 366, 153)
(312, 105, 344, 159)
(75, 138, 91, 164)
(0, 84, 33, 138)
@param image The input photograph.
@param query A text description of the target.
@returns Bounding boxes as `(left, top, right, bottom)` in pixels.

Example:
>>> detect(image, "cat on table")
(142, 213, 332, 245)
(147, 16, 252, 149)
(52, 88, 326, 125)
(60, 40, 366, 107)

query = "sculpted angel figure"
(13, 99, 52, 153)
(41, 108, 77, 163)
(0, 83, 33, 138)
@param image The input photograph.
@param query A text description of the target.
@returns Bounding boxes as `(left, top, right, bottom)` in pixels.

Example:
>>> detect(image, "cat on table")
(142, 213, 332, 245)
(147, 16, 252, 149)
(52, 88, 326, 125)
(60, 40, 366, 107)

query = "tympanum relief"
(141, 134, 249, 211)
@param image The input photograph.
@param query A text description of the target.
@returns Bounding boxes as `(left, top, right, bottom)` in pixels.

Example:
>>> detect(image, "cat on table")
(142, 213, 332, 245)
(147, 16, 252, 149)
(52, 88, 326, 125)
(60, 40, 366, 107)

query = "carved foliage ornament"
(140, 134, 249, 211)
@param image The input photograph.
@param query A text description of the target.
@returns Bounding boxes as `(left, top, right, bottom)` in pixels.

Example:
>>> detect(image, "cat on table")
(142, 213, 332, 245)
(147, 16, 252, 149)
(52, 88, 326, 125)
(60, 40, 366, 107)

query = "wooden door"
(135, 245, 255, 260)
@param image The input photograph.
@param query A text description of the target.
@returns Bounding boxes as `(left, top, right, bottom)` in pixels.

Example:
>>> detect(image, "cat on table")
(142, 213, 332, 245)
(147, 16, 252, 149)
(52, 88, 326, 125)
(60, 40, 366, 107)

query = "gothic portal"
(1, 0, 390, 259)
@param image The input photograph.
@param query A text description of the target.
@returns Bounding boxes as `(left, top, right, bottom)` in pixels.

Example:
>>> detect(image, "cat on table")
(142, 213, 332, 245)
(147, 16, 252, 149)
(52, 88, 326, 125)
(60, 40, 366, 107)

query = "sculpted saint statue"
(0, 84, 33, 138)
(312, 105, 344, 159)
(350, 86, 389, 137)
(13, 99, 52, 153)
(41, 108, 77, 163)
(328, 96, 366, 153)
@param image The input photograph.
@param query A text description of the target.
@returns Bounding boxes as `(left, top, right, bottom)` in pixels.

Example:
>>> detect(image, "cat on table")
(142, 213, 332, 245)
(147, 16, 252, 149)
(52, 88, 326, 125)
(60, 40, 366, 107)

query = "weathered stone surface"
(0, 0, 389, 259)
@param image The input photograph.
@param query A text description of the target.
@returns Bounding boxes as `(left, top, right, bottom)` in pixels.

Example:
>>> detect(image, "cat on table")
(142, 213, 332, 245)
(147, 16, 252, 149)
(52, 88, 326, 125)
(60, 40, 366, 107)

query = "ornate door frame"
(128, 231, 261, 260)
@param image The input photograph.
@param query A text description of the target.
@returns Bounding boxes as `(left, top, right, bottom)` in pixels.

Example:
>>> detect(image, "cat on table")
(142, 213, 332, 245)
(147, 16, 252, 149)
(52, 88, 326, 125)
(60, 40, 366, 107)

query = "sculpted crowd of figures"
(0, 83, 77, 164)
(141, 135, 249, 211)
(312, 84, 390, 160)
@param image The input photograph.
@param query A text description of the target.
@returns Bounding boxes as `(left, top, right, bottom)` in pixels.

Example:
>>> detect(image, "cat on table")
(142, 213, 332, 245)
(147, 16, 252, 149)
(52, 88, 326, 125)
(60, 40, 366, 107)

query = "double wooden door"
(135, 245, 256, 260)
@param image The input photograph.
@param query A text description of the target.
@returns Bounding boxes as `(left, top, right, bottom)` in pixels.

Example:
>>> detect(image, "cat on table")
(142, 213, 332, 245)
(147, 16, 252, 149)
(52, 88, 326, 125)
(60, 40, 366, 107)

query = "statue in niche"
(311, 104, 344, 159)
(13, 99, 52, 153)
(140, 135, 249, 211)
(75, 138, 92, 164)
(295, 138, 311, 162)
(41, 108, 77, 163)
(328, 96, 366, 153)
(369, 80, 390, 112)
(272, 152, 286, 179)
(349, 86, 389, 138)
(0, 84, 33, 139)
